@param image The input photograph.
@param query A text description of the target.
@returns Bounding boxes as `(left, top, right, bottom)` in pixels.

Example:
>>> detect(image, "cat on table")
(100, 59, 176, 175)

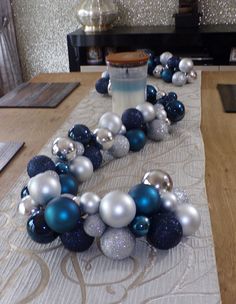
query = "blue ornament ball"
(153, 56, 161, 66)
(146, 85, 157, 104)
(147, 213, 183, 250)
(55, 161, 70, 175)
(60, 218, 94, 252)
(125, 129, 146, 152)
(161, 69, 173, 83)
(21, 186, 29, 199)
(68, 124, 92, 145)
(101, 70, 110, 80)
(87, 134, 103, 149)
(165, 100, 185, 123)
(59, 174, 79, 196)
(27, 155, 56, 178)
(45, 197, 80, 234)
(121, 108, 144, 131)
(168, 92, 178, 102)
(95, 78, 109, 94)
(27, 211, 59, 244)
(83, 146, 102, 170)
(167, 56, 180, 69)
(130, 216, 150, 237)
(128, 184, 161, 216)
(157, 95, 170, 107)
(147, 58, 156, 76)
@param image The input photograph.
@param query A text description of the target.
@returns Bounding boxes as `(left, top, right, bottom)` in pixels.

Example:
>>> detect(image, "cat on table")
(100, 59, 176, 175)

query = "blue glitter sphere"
(129, 184, 161, 216)
(130, 216, 150, 237)
(68, 124, 92, 145)
(122, 108, 144, 131)
(45, 197, 80, 234)
(147, 213, 183, 250)
(168, 92, 178, 102)
(27, 211, 59, 244)
(146, 85, 157, 104)
(167, 56, 180, 69)
(83, 146, 102, 170)
(95, 78, 109, 94)
(21, 186, 29, 199)
(147, 58, 156, 76)
(55, 161, 70, 175)
(59, 174, 79, 196)
(27, 155, 56, 178)
(161, 69, 173, 83)
(165, 100, 185, 123)
(60, 218, 94, 252)
(125, 129, 146, 152)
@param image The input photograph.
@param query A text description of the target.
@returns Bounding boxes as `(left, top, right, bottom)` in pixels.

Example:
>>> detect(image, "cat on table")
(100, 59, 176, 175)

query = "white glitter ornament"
(147, 119, 169, 141)
(109, 135, 130, 158)
(172, 187, 190, 205)
(83, 214, 106, 237)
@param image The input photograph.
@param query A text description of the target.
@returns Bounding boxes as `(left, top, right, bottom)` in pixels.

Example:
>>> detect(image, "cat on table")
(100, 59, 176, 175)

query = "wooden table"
(0, 72, 235, 304)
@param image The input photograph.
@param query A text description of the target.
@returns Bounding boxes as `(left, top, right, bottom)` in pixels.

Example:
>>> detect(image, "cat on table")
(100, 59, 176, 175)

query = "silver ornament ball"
(156, 90, 167, 100)
(175, 204, 201, 236)
(187, 69, 197, 83)
(83, 214, 106, 237)
(142, 170, 173, 192)
(18, 195, 38, 216)
(109, 135, 130, 158)
(108, 81, 112, 97)
(75, 142, 85, 156)
(173, 187, 190, 205)
(52, 137, 77, 161)
(98, 112, 122, 135)
(94, 128, 114, 150)
(154, 103, 165, 111)
(153, 65, 164, 78)
(179, 58, 194, 74)
(147, 119, 169, 141)
(80, 192, 100, 215)
(69, 156, 93, 182)
(155, 108, 167, 121)
(172, 71, 187, 87)
(160, 52, 173, 66)
(160, 191, 177, 212)
(119, 124, 127, 135)
(136, 103, 156, 122)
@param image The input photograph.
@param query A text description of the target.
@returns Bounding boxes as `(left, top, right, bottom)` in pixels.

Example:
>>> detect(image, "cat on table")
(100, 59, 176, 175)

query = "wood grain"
(0, 142, 24, 171)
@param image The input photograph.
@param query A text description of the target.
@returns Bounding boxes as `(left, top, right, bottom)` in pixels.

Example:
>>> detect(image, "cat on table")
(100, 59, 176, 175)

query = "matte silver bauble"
(160, 191, 177, 212)
(175, 204, 201, 236)
(94, 128, 114, 150)
(99, 191, 136, 228)
(160, 52, 173, 66)
(98, 112, 122, 134)
(153, 65, 164, 78)
(142, 170, 173, 192)
(108, 81, 112, 96)
(172, 72, 187, 87)
(100, 228, 136, 260)
(119, 124, 127, 135)
(155, 108, 167, 120)
(69, 156, 94, 182)
(147, 119, 169, 141)
(109, 135, 130, 158)
(75, 142, 85, 156)
(84, 214, 106, 237)
(18, 195, 38, 216)
(80, 192, 100, 215)
(179, 58, 194, 74)
(52, 137, 77, 161)
(136, 103, 156, 122)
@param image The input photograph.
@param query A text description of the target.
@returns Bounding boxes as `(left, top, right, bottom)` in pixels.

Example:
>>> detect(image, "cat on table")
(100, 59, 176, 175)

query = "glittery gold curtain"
(0, 0, 22, 96)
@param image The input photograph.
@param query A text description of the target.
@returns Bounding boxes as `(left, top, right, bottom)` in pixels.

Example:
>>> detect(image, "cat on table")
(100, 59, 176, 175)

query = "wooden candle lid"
(106, 51, 149, 67)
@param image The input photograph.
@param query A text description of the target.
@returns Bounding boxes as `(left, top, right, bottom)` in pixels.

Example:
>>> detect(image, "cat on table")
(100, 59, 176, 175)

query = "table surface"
(0, 72, 235, 304)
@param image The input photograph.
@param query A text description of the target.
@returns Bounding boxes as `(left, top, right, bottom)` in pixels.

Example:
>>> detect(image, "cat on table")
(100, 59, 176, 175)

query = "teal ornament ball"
(45, 197, 80, 234)
(161, 69, 173, 83)
(125, 129, 146, 152)
(129, 184, 161, 216)
(130, 216, 150, 237)
(59, 174, 79, 196)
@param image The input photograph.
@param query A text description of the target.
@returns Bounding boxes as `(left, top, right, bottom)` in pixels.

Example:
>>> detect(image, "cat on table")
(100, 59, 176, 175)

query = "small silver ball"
(136, 103, 156, 122)
(153, 65, 164, 78)
(173, 188, 190, 205)
(109, 135, 130, 158)
(160, 52, 173, 66)
(52, 137, 77, 161)
(84, 214, 106, 237)
(80, 192, 100, 215)
(172, 72, 187, 87)
(18, 195, 38, 216)
(94, 128, 114, 150)
(160, 191, 177, 212)
(75, 142, 85, 156)
(101, 71, 109, 79)
(108, 81, 112, 96)
(175, 204, 201, 236)
(156, 90, 167, 100)
(187, 70, 197, 83)
(142, 170, 173, 192)
(179, 58, 194, 74)
(73, 196, 81, 207)
(119, 124, 127, 135)
(155, 108, 167, 120)
(69, 156, 93, 182)
(154, 103, 165, 111)
(98, 112, 122, 135)
(165, 118, 171, 127)
(147, 119, 169, 141)
(100, 228, 136, 260)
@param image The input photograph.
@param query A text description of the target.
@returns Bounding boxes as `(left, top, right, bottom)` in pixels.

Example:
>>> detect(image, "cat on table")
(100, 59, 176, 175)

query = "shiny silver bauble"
(52, 137, 77, 161)
(186, 70, 197, 83)
(18, 195, 38, 216)
(142, 170, 173, 192)
(94, 128, 114, 150)
(70, 156, 93, 182)
(136, 103, 156, 122)
(175, 204, 201, 236)
(119, 124, 127, 135)
(160, 52, 173, 66)
(80, 192, 100, 215)
(156, 90, 167, 100)
(75, 142, 85, 156)
(98, 112, 122, 135)
(172, 72, 187, 87)
(179, 58, 194, 74)
(160, 191, 177, 212)
(155, 108, 167, 121)
(153, 65, 164, 78)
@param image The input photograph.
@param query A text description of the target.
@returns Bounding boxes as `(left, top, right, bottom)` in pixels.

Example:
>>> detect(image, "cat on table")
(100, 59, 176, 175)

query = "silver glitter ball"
(80, 192, 100, 215)
(52, 137, 77, 161)
(175, 204, 201, 236)
(69, 156, 93, 182)
(147, 119, 169, 141)
(179, 58, 194, 74)
(160, 52, 173, 66)
(142, 170, 173, 192)
(155, 108, 167, 120)
(18, 195, 38, 216)
(108, 81, 112, 96)
(99, 191, 136, 228)
(160, 191, 178, 213)
(187, 70, 197, 83)
(172, 187, 190, 205)
(109, 135, 130, 158)
(136, 102, 156, 122)
(156, 90, 167, 100)
(119, 124, 127, 135)
(172, 71, 187, 87)
(75, 142, 85, 156)
(100, 228, 136, 260)
(94, 128, 114, 150)
(98, 112, 122, 135)
(153, 65, 164, 78)
(84, 214, 106, 237)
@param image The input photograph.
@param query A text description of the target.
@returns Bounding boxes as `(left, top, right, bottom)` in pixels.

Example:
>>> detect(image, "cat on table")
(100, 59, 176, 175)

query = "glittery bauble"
(69, 156, 94, 182)
(100, 228, 135, 260)
(175, 204, 201, 236)
(27, 155, 56, 178)
(121, 108, 144, 131)
(136, 103, 155, 122)
(160, 52, 173, 66)
(59, 174, 79, 196)
(142, 170, 173, 192)
(83, 214, 106, 237)
(109, 134, 130, 158)
(167, 56, 180, 69)
(94, 128, 114, 150)
(146, 85, 157, 104)
(160, 191, 177, 213)
(28, 172, 61, 206)
(147, 119, 169, 141)
(101, 70, 110, 80)
(173, 187, 190, 205)
(18, 195, 37, 216)
(161, 68, 173, 83)
(172, 72, 187, 87)
(165, 100, 185, 123)
(80, 192, 100, 215)
(83, 146, 102, 170)
(130, 216, 150, 237)
(129, 183, 161, 216)
(155, 108, 167, 121)
(125, 129, 146, 152)
(55, 161, 70, 175)
(95, 78, 109, 94)
(179, 58, 194, 74)
(98, 112, 122, 135)
(153, 65, 164, 78)
(60, 218, 94, 252)
(108, 81, 112, 96)
(147, 213, 183, 250)
(99, 191, 136, 228)
(187, 70, 197, 83)
(52, 137, 77, 161)
(68, 124, 92, 145)
(45, 196, 80, 234)
(21, 186, 29, 199)
(27, 211, 58, 244)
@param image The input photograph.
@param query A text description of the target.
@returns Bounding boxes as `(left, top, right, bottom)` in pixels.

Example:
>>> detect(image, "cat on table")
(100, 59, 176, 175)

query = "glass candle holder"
(106, 51, 149, 116)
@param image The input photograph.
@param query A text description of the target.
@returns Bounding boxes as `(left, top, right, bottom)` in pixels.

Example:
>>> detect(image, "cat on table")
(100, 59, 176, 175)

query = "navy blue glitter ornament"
(168, 92, 178, 102)
(121, 108, 144, 131)
(27, 155, 56, 178)
(147, 58, 156, 76)
(146, 85, 157, 104)
(95, 78, 109, 94)
(161, 69, 173, 83)
(147, 213, 183, 250)
(21, 186, 29, 199)
(83, 146, 102, 170)
(130, 216, 150, 237)
(125, 129, 146, 152)
(60, 218, 94, 252)
(167, 56, 180, 69)
(165, 100, 185, 123)
(129, 184, 161, 216)
(68, 124, 92, 145)
(55, 161, 70, 175)
(59, 174, 79, 196)
(27, 211, 58, 244)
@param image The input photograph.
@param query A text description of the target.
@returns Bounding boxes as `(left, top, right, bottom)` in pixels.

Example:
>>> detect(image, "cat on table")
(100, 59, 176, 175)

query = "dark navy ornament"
(165, 100, 185, 123)
(146, 85, 157, 104)
(95, 78, 109, 94)
(130, 216, 150, 237)
(167, 92, 178, 102)
(68, 124, 92, 145)
(59, 174, 79, 196)
(121, 108, 144, 131)
(83, 146, 102, 170)
(167, 56, 180, 69)
(125, 129, 146, 152)
(27, 155, 56, 178)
